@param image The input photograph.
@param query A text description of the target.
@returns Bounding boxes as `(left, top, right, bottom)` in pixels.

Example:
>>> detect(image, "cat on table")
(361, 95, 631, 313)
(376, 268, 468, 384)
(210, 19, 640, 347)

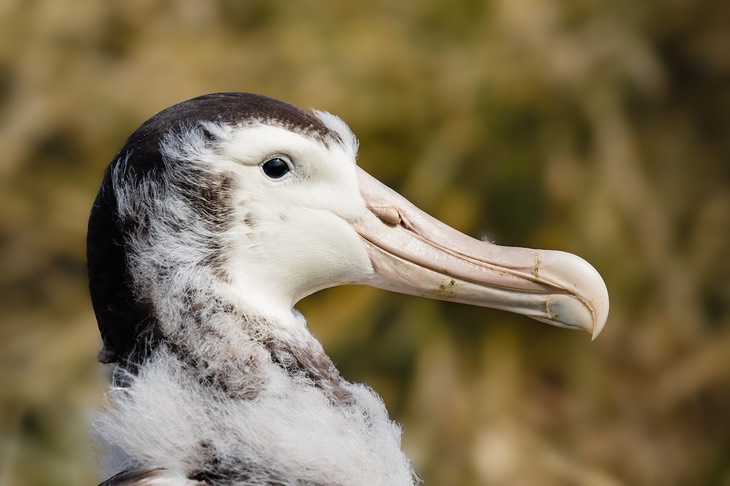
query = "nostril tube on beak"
(369, 205, 403, 226)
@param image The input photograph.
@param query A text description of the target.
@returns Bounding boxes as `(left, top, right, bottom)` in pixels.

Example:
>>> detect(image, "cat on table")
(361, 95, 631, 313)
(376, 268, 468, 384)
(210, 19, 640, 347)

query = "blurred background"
(1, 0, 729, 484)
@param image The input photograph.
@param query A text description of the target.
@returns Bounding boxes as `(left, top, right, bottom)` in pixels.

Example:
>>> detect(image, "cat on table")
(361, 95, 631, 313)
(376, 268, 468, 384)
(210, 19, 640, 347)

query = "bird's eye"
(261, 157, 291, 179)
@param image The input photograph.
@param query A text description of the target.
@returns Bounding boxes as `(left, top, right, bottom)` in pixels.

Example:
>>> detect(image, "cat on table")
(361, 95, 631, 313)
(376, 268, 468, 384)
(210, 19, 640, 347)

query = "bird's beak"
(352, 167, 609, 339)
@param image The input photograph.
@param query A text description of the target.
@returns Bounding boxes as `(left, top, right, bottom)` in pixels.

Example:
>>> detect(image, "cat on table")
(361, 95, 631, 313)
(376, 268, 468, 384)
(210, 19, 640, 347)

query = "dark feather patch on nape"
(87, 167, 161, 368)
(88, 156, 236, 367)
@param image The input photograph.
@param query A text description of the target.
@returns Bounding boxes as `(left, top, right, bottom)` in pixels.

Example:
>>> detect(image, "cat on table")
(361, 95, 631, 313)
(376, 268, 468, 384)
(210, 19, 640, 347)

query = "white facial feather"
(218, 123, 373, 312)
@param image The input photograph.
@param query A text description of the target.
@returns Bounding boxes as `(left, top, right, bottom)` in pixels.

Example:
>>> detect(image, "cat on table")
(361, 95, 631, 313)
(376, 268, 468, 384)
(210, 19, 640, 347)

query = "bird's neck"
(96, 273, 416, 484)
(130, 272, 349, 402)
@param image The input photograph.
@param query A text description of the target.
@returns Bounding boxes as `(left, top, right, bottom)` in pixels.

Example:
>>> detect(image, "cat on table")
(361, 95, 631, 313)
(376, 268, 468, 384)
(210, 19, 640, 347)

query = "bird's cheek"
(288, 214, 373, 287)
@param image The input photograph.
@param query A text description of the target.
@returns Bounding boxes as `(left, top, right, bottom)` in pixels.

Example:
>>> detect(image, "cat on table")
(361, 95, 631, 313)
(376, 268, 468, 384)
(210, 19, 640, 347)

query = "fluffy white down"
(94, 345, 417, 485)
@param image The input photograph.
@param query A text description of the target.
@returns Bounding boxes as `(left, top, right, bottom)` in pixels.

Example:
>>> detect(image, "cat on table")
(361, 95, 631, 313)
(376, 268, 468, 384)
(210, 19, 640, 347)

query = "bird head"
(88, 93, 608, 364)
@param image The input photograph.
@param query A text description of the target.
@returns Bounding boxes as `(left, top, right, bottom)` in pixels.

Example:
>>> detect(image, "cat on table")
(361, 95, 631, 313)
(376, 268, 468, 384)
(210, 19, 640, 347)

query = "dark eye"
(261, 157, 291, 179)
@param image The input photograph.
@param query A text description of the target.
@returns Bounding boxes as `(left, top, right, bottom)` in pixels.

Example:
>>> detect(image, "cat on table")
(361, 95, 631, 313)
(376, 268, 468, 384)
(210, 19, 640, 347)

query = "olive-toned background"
(1, 1, 728, 484)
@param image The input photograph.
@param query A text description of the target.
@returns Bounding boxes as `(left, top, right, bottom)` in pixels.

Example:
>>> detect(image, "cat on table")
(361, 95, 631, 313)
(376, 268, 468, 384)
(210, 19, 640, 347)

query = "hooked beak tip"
(542, 251, 610, 340)
(592, 312, 607, 340)
(582, 265, 610, 341)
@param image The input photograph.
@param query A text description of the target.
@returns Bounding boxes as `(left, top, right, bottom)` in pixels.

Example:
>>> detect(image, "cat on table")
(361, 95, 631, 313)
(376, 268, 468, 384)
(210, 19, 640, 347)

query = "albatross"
(87, 92, 609, 485)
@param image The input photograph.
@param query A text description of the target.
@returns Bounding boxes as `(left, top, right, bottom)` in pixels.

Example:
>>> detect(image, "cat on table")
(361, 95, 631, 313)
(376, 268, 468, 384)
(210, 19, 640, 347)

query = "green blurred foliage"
(1, 0, 728, 484)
